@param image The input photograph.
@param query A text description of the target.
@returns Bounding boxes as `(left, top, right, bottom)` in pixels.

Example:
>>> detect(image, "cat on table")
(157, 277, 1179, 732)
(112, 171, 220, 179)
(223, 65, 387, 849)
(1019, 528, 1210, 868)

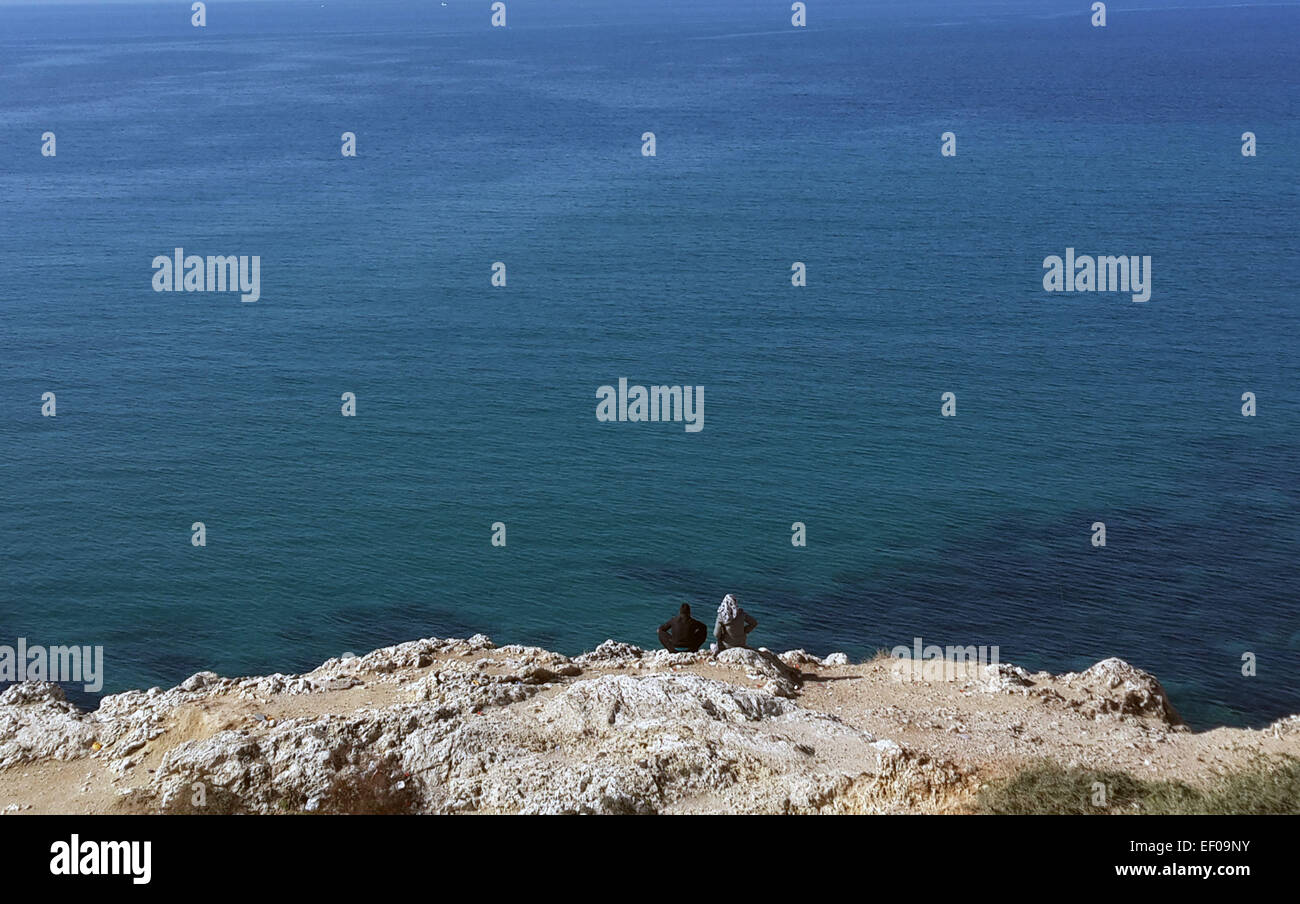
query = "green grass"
(976, 755, 1300, 815)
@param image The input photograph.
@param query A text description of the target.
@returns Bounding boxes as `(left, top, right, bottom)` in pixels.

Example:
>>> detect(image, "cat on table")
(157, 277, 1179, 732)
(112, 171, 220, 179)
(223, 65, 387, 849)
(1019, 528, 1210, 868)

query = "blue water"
(1, 0, 1297, 729)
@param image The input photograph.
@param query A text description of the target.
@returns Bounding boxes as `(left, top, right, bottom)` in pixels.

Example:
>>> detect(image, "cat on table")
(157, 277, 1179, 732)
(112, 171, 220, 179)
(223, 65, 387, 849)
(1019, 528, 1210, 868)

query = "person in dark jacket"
(658, 603, 707, 652)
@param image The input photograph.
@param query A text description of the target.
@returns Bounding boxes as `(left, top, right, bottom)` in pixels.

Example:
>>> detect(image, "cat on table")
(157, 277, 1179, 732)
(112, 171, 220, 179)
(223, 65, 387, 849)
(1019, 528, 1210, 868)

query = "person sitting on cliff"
(711, 593, 757, 654)
(658, 603, 707, 653)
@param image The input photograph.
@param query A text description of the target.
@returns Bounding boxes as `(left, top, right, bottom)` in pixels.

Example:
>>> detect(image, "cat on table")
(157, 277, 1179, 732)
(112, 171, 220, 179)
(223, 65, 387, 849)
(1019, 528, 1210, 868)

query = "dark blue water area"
(1, 0, 1297, 729)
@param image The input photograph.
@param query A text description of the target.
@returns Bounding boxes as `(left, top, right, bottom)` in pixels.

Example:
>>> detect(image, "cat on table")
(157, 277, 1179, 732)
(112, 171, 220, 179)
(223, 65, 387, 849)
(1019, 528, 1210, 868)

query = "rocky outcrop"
(1061, 658, 1184, 726)
(978, 663, 1035, 693)
(0, 637, 1216, 814)
(1268, 714, 1300, 737)
(0, 682, 99, 769)
(146, 669, 963, 815)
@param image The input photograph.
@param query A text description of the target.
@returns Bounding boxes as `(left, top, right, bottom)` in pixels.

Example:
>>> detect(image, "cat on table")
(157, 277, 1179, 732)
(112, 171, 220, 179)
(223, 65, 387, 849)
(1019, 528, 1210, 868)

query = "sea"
(1, 0, 1297, 729)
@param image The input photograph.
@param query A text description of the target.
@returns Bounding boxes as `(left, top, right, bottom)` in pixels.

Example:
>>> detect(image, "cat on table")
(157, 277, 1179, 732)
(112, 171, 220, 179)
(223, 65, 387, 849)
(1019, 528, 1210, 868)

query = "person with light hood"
(712, 593, 758, 653)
